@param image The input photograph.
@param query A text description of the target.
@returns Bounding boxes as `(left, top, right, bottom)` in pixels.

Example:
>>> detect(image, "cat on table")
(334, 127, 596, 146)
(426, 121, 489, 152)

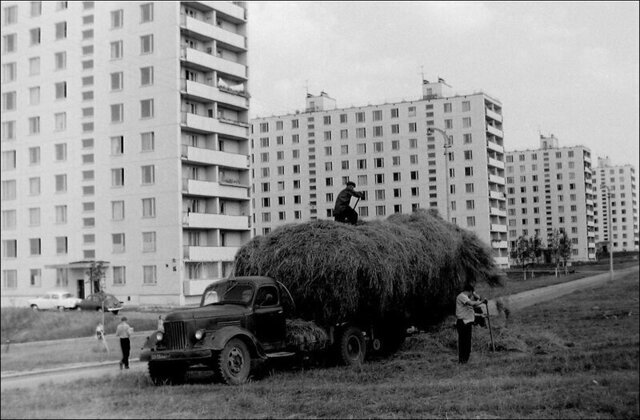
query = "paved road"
(2, 265, 638, 391)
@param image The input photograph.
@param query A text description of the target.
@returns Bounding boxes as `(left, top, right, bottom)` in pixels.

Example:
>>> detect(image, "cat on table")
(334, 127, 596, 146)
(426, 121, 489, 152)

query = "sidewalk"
(2, 265, 638, 381)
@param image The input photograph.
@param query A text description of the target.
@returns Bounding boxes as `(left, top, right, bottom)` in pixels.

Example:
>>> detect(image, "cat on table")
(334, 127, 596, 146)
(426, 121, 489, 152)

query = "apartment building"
(593, 157, 639, 252)
(505, 134, 596, 262)
(1, 1, 250, 307)
(250, 80, 509, 267)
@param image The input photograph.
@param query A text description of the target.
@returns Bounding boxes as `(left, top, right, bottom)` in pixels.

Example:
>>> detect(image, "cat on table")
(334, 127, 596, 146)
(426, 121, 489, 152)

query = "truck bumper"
(140, 348, 213, 364)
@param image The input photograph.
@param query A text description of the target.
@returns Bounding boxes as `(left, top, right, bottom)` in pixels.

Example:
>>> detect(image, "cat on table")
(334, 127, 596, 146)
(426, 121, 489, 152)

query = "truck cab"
(140, 276, 293, 385)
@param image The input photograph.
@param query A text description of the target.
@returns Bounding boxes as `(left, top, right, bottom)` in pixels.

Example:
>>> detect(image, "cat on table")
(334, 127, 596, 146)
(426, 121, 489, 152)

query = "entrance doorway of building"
(77, 279, 85, 299)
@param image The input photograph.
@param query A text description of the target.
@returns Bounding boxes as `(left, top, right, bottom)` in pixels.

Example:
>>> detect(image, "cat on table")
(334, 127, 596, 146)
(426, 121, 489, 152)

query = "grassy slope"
(1, 271, 638, 419)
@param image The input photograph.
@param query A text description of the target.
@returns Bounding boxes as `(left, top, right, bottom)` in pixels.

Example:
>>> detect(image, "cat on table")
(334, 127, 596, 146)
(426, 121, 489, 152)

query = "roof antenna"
(304, 79, 310, 97)
(419, 65, 425, 83)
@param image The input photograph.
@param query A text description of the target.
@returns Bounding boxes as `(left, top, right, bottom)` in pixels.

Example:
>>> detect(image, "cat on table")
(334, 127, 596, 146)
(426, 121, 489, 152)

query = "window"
(2, 92, 16, 111)
(55, 21, 67, 39)
(3, 270, 17, 289)
(373, 126, 383, 137)
(467, 216, 476, 227)
(113, 266, 126, 285)
(1, 210, 16, 230)
(2, 239, 17, 258)
(110, 41, 123, 60)
(141, 165, 155, 185)
(55, 174, 67, 193)
(30, 269, 41, 287)
(141, 99, 154, 118)
(140, 34, 153, 54)
(110, 72, 123, 90)
(140, 3, 154, 22)
(27, 177, 40, 196)
(356, 112, 365, 123)
(465, 183, 474, 193)
(140, 66, 154, 86)
(462, 117, 471, 128)
(372, 110, 382, 121)
(143, 266, 157, 285)
(3, 33, 17, 54)
(142, 232, 156, 252)
(356, 128, 366, 139)
(111, 9, 123, 28)
(2, 121, 16, 141)
(444, 119, 453, 129)
(54, 143, 67, 161)
(112, 201, 125, 221)
(1, 180, 16, 200)
(111, 104, 124, 123)
(55, 205, 67, 224)
(111, 168, 124, 187)
(408, 122, 417, 133)
(54, 112, 66, 131)
(112, 233, 125, 253)
(462, 101, 471, 112)
(56, 236, 68, 254)
(141, 197, 156, 218)
(30, 28, 41, 46)
(2, 150, 16, 170)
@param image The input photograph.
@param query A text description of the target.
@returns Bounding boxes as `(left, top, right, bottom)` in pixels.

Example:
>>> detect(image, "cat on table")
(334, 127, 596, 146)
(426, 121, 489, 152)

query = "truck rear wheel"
(149, 361, 186, 386)
(339, 326, 366, 366)
(217, 338, 251, 385)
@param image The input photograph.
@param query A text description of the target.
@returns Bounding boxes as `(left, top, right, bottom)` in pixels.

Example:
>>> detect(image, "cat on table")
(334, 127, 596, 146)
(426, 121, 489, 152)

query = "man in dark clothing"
(455, 283, 486, 364)
(333, 181, 364, 225)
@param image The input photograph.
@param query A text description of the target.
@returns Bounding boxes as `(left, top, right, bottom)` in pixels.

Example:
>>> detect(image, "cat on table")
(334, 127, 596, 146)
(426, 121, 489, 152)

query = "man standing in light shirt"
(115, 316, 133, 369)
(455, 283, 486, 364)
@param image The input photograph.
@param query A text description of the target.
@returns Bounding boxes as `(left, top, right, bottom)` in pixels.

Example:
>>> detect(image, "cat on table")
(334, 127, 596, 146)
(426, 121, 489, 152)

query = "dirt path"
(2, 265, 638, 391)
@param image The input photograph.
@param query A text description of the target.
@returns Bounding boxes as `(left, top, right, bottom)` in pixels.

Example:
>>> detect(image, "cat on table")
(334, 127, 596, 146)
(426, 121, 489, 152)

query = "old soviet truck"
(140, 276, 407, 385)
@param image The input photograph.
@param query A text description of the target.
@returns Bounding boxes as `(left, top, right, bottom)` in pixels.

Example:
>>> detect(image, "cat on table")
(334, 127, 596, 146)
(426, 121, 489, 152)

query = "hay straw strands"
(233, 210, 502, 327)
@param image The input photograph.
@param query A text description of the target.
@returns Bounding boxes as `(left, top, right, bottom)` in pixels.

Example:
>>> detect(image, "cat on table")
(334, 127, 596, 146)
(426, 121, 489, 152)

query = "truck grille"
(164, 321, 188, 350)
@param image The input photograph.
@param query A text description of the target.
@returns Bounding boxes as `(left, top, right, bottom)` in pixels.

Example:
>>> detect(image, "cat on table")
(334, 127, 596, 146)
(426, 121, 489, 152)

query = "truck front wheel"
(339, 326, 366, 366)
(217, 338, 251, 385)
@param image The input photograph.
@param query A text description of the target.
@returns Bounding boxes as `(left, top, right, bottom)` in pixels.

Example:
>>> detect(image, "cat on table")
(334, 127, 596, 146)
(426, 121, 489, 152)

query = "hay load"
(233, 209, 502, 327)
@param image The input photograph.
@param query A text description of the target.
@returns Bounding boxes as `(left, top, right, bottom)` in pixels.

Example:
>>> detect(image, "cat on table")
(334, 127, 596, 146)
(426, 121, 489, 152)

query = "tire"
(31, 305, 39, 312)
(97, 307, 103, 313)
(112, 310, 119, 316)
(217, 338, 251, 385)
(76, 306, 82, 312)
(148, 361, 186, 386)
(338, 326, 366, 366)
(57, 306, 65, 312)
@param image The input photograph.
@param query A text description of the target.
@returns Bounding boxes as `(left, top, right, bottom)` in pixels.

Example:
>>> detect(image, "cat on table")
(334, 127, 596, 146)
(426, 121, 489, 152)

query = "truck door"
(253, 285, 286, 350)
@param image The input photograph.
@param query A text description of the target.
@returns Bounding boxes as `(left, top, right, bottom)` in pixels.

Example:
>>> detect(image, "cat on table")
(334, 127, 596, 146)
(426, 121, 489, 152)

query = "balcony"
(182, 145, 248, 170)
(181, 47, 247, 80)
(485, 108, 503, 123)
(181, 15, 246, 51)
(493, 256, 510, 267)
(489, 190, 505, 200)
(182, 112, 249, 138)
(488, 174, 505, 185)
(182, 79, 248, 109)
(183, 245, 238, 261)
(490, 207, 507, 217)
(486, 140, 504, 154)
(201, 1, 246, 22)
(488, 157, 505, 170)
(183, 178, 250, 200)
(490, 223, 508, 233)
(486, 124, 503, 138)
(491, 240, 508, 249)
(183, 212, 249, 230)
(183, 278, 224, 297)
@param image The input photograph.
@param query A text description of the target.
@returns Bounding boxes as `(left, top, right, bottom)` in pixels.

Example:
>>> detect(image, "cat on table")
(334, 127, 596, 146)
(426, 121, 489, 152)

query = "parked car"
(28, 291, 81, 312)
(77, 293, 124, 314)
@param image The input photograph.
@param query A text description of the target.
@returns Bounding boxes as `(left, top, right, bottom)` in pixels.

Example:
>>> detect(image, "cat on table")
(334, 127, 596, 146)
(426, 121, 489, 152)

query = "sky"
(247, 1, 640, 171)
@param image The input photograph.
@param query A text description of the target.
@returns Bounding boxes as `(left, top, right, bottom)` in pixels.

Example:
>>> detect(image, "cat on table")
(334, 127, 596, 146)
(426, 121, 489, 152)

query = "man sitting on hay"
(333, 181, 365, 225)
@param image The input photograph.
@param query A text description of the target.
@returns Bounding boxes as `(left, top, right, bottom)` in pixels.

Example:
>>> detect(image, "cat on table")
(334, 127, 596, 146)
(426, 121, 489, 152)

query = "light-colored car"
(27, 291, 81, 312)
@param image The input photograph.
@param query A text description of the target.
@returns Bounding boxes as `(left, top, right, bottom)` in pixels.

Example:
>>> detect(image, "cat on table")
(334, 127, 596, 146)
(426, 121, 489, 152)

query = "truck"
(140, 276, 408, 385)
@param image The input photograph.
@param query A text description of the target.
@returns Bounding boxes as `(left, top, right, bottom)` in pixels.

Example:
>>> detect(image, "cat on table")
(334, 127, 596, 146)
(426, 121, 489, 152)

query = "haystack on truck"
(140, 210, 502, 385)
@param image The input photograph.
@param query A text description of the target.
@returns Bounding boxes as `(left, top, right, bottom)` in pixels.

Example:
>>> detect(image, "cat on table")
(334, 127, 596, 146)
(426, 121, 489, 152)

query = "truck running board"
(265, 351, 296, 359)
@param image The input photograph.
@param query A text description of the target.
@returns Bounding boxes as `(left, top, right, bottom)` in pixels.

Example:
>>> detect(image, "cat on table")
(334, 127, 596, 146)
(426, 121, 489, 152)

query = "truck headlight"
(194, 329, 204, 340)
(155, 332, 163, 342)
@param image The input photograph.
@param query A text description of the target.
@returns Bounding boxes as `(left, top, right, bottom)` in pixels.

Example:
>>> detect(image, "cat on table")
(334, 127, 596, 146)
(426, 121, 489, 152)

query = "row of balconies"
(183, 245, 237, 261)
(182, 211, 250, 230)
(181, 46, 247, 81)
(182, 178, 250, 200)
(182, 79, 249, 109)
(181, 112, 249, 139)
(180, 14, 246, 51)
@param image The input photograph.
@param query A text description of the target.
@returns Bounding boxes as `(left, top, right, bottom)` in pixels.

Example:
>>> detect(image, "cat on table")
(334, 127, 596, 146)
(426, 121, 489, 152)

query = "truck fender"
(209, 326, 267, 360)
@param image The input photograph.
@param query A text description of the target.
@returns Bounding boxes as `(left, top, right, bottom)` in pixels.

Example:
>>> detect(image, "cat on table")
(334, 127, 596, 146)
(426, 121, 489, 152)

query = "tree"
(528, 232, 543, 266)
(86, 261, 106, 294)
(548, 230, 573, 277)
(510, 234, 530, 280)
(558, 230, 573, 275)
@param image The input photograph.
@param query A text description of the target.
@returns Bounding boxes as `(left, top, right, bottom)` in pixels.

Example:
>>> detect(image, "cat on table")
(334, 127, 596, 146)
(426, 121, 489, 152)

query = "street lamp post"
(427, 127, 452, 222)
(601, 183, 614, 281)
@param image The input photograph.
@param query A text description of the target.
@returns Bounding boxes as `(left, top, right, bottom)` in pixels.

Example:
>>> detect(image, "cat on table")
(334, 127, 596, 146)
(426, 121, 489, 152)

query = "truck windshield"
(201, 281, 254, 307)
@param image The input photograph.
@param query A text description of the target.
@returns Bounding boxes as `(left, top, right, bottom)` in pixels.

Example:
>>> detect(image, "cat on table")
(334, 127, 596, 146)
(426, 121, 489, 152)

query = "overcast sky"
(247, 1, 639, 171)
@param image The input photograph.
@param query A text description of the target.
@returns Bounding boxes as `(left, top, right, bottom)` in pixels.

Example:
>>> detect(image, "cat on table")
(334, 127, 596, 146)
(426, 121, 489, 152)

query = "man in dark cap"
(333, 181, 364, 225)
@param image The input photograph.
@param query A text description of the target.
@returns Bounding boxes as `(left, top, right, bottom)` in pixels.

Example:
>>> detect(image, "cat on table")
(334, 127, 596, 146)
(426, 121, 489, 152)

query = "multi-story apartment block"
(505, 134, 596, 262)
(1, 1, 250, 307)
(250, 80, 509, 267)
(593, 157, 639, 252)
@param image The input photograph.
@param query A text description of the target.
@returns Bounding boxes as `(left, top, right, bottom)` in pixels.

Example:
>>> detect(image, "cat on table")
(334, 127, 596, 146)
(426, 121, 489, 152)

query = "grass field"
(1, 270, 638, 419)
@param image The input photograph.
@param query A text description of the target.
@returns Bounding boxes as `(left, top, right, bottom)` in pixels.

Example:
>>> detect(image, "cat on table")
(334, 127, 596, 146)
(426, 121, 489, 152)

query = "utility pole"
(601, 184, 614, 281)
(427, 127, 451, 222)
